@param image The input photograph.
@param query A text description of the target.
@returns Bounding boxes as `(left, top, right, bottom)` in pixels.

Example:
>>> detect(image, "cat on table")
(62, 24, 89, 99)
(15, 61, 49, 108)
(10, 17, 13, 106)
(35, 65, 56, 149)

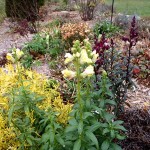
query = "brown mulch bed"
(119, 108, 150, 150)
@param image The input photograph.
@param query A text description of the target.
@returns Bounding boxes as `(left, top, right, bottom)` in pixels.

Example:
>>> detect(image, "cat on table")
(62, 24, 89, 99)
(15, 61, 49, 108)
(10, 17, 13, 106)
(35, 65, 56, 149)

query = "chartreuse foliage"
(0, 52, 72, 149)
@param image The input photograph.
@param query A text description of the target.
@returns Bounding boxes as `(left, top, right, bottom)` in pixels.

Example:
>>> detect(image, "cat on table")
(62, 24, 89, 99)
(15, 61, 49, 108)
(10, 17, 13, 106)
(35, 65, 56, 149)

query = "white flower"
(81, 65, 94, 78)
(62, 69, 76, 79)
(80, 49, 92, 64)
(16, 48, 24, 59)
(64, 53, 74, 64)
(91, 50, 98, 63)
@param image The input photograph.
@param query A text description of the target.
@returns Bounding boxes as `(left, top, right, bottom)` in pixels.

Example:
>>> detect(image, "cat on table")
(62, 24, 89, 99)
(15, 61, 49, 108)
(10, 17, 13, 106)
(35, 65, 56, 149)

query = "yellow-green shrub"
(0, 63, 72, 149)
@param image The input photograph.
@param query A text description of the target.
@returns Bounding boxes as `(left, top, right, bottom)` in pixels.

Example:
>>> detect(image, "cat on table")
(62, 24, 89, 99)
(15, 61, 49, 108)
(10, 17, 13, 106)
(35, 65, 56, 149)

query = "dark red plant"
(93, 34, 110, 79)
(122, 16, 138, 82)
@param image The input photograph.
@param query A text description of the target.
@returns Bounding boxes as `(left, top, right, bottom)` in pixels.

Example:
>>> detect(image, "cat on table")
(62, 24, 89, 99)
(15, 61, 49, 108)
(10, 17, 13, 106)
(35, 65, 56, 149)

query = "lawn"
(105, 0, 150, 17)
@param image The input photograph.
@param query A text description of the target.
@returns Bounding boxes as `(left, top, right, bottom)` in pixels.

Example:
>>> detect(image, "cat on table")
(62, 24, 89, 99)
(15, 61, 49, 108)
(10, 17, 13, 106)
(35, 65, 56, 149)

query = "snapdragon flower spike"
(93, 34, 110, 74)
(122, 16, 138, 46)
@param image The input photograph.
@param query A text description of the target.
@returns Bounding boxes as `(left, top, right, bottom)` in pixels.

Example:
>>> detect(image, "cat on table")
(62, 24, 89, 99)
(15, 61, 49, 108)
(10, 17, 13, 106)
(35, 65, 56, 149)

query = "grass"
(105, 0, 150, 17)
(0, 0, 5, 23)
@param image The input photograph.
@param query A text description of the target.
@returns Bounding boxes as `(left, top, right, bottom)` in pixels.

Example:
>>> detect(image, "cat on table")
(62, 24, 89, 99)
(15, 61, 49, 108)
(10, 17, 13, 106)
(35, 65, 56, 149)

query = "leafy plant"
(62, 40, 125, 149)
(61, 22, 91, 49)
(93, 16, 138, 114)
(24, 28, 64, 57)
(93, 21, 120, 38)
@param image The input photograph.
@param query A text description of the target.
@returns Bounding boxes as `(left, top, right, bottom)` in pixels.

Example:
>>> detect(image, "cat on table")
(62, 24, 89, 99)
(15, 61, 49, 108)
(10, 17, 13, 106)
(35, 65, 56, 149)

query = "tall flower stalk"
(122, 16, 138, 83)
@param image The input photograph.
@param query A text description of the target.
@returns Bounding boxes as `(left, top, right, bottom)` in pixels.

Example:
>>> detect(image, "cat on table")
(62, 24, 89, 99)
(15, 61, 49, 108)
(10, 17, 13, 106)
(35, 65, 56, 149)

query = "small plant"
(61, 22, 91, 49)
(24, 28, 64, 57)
(93, 21, 120, 38)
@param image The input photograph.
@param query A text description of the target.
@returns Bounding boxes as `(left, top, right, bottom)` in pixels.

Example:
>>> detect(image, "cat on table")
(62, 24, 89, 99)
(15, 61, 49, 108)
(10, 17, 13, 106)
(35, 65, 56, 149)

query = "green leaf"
(112, 120, 124, 125)
(41, 133, 49, 142)
(102, 128, 109, 135)
(65, 125, 77, 133)
(103, 113, 114, 122)
(83, 112, 93, 119)
(105, 100, 116, 105)
(110, 130, 115, 138)
(69, 118, 78, 126)
(26, 138, 32, 146)
(85, 131, 99, 149)
(116, 134, 126, 140)
(73, 139, 81, 150)
(56, 134, 65, 146)
(114, 125, 127, 131)
(8, 105, 14, 124)
(88, 122, 101, 132)
(50, 130, 54, 144)
(78, 121, 83, 134)
(101, 140, 110, 150)
(111, 143, 122, 150)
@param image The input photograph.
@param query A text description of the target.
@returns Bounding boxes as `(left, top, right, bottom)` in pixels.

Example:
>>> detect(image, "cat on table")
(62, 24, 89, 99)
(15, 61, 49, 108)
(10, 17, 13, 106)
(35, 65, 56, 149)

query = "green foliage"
(21, 51, 33, 68)
(93, 22, 120, 37)
(24, 30, 64, 57)
(64, 73, 125, 150)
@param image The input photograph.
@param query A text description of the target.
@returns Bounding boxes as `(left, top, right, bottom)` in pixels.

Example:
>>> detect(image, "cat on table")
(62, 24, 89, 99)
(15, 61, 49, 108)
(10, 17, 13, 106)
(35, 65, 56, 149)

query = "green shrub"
(93, 21, 120, 37)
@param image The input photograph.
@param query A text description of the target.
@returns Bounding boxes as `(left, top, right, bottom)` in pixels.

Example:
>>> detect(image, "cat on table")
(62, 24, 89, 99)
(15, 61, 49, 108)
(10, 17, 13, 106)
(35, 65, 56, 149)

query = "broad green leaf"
(102, 128, 109, 135)
(111, 143, 122, 150)
(105, 100, 116, 105)
(110, 130, 115, 138)
(112, 120, 124, 125)
(73, 139, 81, 150)
(56, 134, 65, 146)
(69, 118, 78, 126)
(50, 130, 54, 144)
(65, 125, 77, 133)
(83, 112, 93, 119)
(101, 140, 110, 150)
(26, 138, 32, 146)
(78, 121, 83, 134)
(114, 125, 127, 131)
(116, 134, 126, 140)
(89, 122, 101, 132)
(103, 112, 114, 122)
(41, 133, 49, 142)
(85, 131, 99, 149)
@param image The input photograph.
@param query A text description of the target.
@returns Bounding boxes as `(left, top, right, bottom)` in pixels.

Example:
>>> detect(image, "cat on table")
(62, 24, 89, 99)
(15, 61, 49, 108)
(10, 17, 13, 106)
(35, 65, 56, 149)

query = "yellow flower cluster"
(62, 40, 98, 79)
(6, 48, 24, 63)
(61, 22, 90, 41)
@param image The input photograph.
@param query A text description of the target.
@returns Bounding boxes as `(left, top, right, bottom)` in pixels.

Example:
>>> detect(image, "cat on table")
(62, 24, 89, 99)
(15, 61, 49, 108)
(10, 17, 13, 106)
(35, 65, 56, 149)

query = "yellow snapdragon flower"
(62, 69, 76, 79)
(64, 53, 74, 64)
(80, 49, 92, 64)
(81, 65, 94, 78)
(91, 50, 99, 63)
(6, 53, 15, 63)
(15, 48, 24, 59)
